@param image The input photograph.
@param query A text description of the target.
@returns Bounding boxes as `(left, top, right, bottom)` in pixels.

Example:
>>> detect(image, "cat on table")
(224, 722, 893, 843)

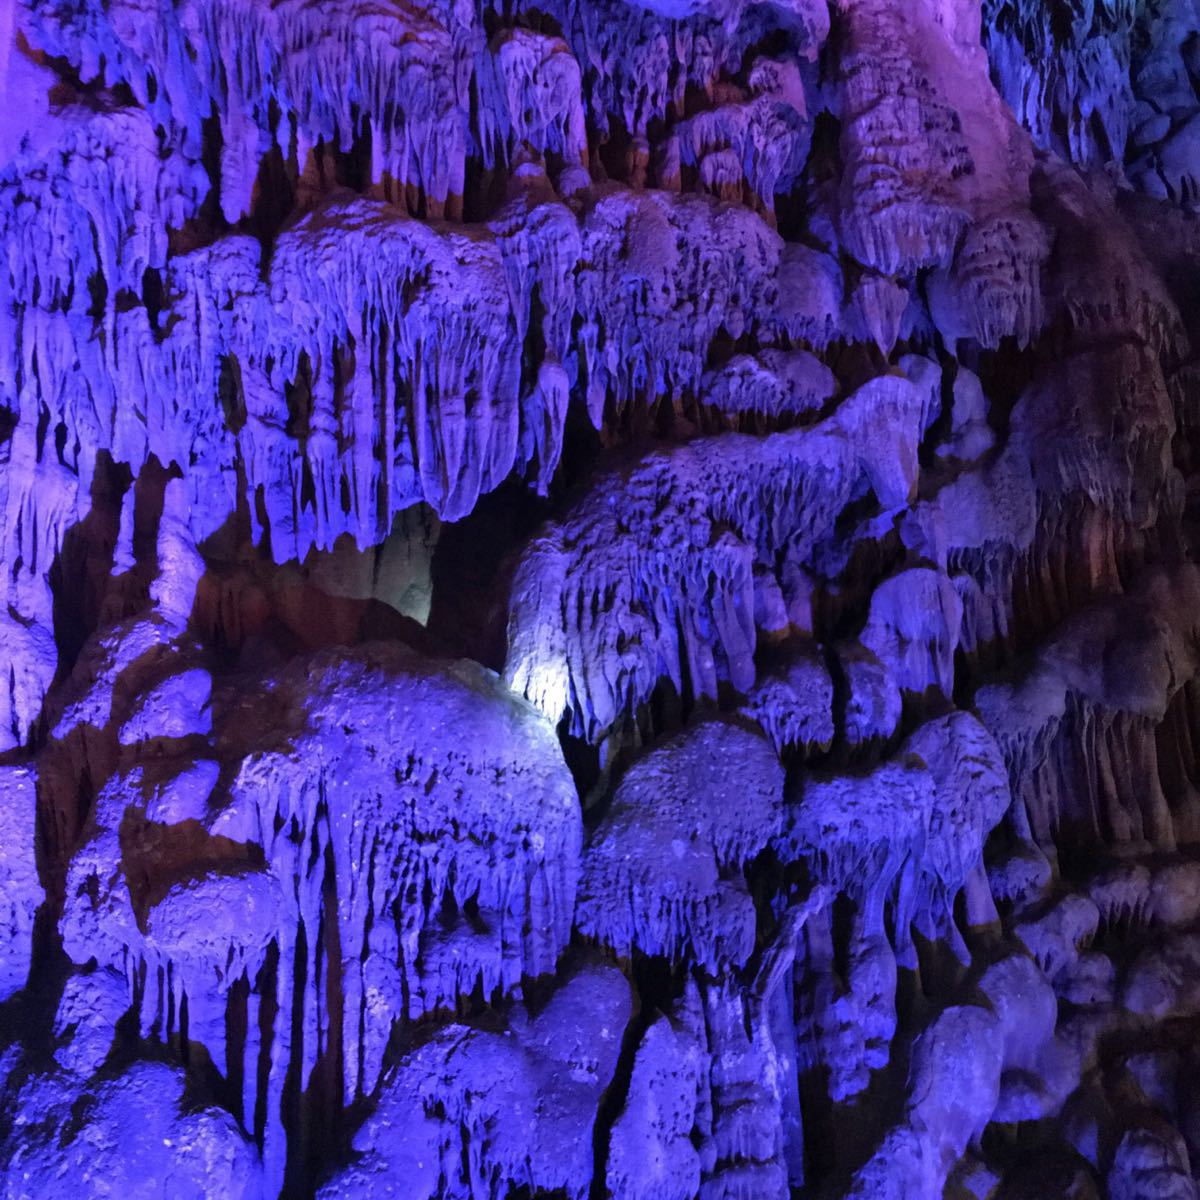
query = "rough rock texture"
(2, 0, 1200, 1195)
(576, 720, 783, 969)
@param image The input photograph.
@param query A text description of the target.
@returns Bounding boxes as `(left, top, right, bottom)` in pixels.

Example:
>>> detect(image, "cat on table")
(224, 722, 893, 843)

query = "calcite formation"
(2, 0, 1200, 1196)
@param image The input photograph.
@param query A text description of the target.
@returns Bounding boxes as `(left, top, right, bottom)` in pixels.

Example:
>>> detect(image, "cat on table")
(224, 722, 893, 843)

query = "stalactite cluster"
(3, 0, 1200, 1196)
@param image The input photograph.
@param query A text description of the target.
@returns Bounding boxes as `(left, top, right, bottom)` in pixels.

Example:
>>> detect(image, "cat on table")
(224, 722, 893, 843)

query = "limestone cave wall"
(2, 0, 1200, 1196)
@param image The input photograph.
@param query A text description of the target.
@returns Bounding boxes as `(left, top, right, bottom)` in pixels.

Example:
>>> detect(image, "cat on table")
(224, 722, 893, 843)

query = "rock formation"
(2, 0, 1200, 1195)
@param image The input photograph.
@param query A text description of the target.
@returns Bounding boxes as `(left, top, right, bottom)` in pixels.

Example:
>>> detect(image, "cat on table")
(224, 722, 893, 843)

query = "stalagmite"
(0, 768, 41, 1002)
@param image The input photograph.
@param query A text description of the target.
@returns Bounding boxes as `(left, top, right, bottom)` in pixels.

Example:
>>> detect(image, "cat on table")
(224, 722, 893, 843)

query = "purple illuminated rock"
(0, 767, 41, 1002)
(56, 638, 580, 1192)
(741, 642, 834, 756)
(506, 370, 935, 741)
(318, 963, 631, 1200)
(576, 721, 782, 969)
(1, 1061, 265, 1199)
(2, 0, 1200, 1192)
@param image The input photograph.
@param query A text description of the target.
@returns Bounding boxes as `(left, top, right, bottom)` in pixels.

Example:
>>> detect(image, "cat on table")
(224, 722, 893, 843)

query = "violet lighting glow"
(0, 0, 1198, 1196)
